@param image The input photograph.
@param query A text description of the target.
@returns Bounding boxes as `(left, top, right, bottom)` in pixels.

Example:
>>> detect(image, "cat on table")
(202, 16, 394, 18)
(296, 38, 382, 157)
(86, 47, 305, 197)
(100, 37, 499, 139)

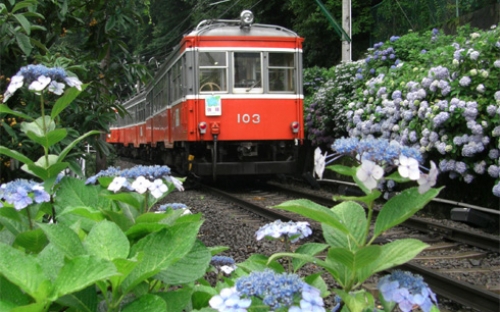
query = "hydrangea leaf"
(55, 286, 97, 312)
(155, 288, 193, 312)
(327, 246, 380, 272)
(237, 253, 285, 273)
(13, 228, 48, 253)
(121, 294, 167, 312)
(0, 207, 29, 235)
(38, 223, 86, 259)
(323, 201, 367, 250)
(0, 104, 33, 121)
(108, 253, 143, 291)
(272, 199, 349, 234)
(25, 128, 67, 149)
(357, 239, 429, 283)
(0, 146, 34, 166)
(374, 186, 442, 237)
(83, 220, 130, 261)
(155, 240, 211, 284)
(328, 164, 357, 177)
(292, 242, 329, 271)
(121, 222, 202, 292)
(50, 255, 117, 300)
(51, 85, 87, 120)
(0, 243, 52, 302)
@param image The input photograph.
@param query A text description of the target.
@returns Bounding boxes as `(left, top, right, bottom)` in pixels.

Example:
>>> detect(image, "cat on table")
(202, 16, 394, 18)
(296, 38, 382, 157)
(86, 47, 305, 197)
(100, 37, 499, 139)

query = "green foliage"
(270, 163, 441, 311)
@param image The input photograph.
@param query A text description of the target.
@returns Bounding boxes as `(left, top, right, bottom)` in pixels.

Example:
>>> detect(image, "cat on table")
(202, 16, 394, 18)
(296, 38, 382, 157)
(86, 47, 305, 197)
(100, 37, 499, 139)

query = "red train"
(107, 10, 304, 179)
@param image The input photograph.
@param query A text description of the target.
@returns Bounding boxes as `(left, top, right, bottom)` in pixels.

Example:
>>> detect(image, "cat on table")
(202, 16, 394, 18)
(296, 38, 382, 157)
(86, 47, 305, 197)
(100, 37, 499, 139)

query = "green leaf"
(26, 128, 67, 149)
(0, 275, 31, 306)
(374, 187, 442, 237)
(335, 288, 373, 312)
(272, 199, 349, 234)
(122, 294, 167, 312)
(51, 85, 86, 119)
(332, 190, 381, 205)
(57, 130, 101, 163)
(268, 252, 339, 279)
(304, 273, 329, 297)
(292, 243, 328, 272)
(155, 288, 192, 312)
(0, 207, 29, 236)
(0, 243, 52, 302)
(54, 177, 114, 217)
(357, 239, 429, 283)
(10, 302, 47, 312)
(109, 255, 142, 291)
(84, 220, 130, 261)
(322, 201, 367, 250)
(0, 146, 34, 166)
(57, 206, 106, 230)
(327, 246, 380, 271)
(385, 170, 410, 183)
(13, 228, 48, 253)
(12, 0, 38, 13)
(14, 31, 32, 56)
(38, 223, 86, 259)
(155, 240, 211, 284)
(37, 243, 65, 283)
(121, 221, 202, 292)
(102, 191, 143, 211)
(20, 116, 56, 137)
(237, 253, 284, 273)
(0, 104, 33, 121)
(51, 255, 117, 299)
(328, 164, 356, 177)
(13, 13, 31, 35)
(56, 286, 97, 312)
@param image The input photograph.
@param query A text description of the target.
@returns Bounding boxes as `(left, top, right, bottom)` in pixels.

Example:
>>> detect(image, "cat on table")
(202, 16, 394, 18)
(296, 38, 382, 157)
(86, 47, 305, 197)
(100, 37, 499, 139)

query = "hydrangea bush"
(305, 24, 500, 197)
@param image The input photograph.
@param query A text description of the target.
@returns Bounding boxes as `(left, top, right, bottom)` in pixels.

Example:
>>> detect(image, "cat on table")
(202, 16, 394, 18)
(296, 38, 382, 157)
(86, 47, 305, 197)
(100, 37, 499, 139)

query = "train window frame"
(267, 52, 296, 93)
(233, 52, 263, 94)
(198, 51, 228, 93)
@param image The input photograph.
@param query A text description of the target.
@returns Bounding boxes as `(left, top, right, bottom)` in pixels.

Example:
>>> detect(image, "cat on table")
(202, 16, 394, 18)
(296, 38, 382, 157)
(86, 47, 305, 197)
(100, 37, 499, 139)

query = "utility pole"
(342, 0, 352, 62)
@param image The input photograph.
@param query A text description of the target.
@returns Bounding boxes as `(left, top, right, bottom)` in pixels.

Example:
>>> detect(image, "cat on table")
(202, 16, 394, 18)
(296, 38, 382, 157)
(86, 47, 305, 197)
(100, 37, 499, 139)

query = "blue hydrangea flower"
(158, 203, 187, 211)
(3, 64, 83, 102)
(211, 256, 237, 274)
(0, 179, 50, 210)
(86, 165, 183, 196)
(378, 270, 438, 312)
(235, 270, 323, 311)
(255, 220, 312, 243)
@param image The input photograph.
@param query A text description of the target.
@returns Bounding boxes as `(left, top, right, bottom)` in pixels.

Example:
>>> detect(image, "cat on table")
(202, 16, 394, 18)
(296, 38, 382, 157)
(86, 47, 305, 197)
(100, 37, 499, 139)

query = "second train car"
(107, 10, 305, 179)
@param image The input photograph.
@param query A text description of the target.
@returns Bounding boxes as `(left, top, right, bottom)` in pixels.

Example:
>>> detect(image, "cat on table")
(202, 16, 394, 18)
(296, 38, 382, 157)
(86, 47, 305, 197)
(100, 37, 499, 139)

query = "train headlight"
(291, 121, 300, 134)
(240, 10, 254, 26)
(199, 122, 207, 134)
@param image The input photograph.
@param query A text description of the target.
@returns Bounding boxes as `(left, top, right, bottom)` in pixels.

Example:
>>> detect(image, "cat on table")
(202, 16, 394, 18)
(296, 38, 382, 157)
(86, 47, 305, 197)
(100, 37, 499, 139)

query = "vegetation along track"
(199, 179, 500, 312)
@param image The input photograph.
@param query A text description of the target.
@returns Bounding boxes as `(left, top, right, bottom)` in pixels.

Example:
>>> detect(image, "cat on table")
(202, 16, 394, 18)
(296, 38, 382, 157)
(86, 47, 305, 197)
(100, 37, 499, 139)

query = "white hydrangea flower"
(398, 155, 420, 180)
(108, 176, 127, 193)
(313, 147, 327, 179)
(148, 179, 168, 198)
(356, 159, 384, 191)
(131, 176, 151, 194)
(418, 161, 438, 194)
(28, 75, 51, 92)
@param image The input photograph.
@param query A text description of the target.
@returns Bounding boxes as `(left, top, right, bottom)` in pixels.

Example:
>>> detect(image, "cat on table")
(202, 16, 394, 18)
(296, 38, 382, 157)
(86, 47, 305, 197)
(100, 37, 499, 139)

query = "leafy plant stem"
(26, 205, 33, 230)
(39, 93, 49, 165)
(365, 200, 374, 246)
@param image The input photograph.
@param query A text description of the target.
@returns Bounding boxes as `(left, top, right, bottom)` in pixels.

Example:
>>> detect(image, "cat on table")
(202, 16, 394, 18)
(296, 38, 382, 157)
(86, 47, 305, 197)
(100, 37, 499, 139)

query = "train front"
(183, 11, 304, 178)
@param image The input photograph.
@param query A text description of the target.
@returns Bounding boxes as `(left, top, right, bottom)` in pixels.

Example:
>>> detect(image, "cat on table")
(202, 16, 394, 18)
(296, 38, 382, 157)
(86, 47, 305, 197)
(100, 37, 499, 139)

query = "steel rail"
(202, 182, 500, 311)
(267, 183, 500, 253)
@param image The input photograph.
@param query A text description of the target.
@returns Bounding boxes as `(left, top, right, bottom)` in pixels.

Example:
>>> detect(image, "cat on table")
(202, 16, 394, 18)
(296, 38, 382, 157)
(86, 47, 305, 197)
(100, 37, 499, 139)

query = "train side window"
(233, 52, 262, 93)
(268, 53, 295, 92)
(199, 51, 227, 92)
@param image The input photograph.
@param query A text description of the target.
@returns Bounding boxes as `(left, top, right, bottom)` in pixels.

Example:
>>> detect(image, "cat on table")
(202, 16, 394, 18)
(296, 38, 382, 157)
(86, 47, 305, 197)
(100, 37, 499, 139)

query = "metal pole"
(342, 0, 352, 62)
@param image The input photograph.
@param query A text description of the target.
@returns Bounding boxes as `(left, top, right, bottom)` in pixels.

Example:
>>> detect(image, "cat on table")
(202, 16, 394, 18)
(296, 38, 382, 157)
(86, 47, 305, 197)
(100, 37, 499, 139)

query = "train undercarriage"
(114, 140, 300, 179)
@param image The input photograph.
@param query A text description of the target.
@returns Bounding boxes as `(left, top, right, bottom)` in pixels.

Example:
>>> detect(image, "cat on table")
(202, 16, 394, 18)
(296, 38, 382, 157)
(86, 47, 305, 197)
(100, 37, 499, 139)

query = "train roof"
(185, 10, 300, 38)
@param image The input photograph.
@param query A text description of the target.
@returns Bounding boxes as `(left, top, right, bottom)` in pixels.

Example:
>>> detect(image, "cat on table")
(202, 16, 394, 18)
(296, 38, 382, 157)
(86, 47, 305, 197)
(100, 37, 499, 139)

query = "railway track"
(199, 180, 500, 312)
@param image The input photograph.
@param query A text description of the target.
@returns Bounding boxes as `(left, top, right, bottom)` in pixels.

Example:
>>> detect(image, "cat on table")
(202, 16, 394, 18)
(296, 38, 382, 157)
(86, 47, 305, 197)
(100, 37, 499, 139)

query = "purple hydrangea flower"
(378, 270, 438, 312)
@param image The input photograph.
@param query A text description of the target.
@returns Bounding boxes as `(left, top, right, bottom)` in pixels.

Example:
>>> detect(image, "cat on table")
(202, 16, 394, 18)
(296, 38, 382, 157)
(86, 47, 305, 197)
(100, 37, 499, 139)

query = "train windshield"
(199, 52, 227, 93)
(233, 52, 262, 93)
(268, 53, 295, 92)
